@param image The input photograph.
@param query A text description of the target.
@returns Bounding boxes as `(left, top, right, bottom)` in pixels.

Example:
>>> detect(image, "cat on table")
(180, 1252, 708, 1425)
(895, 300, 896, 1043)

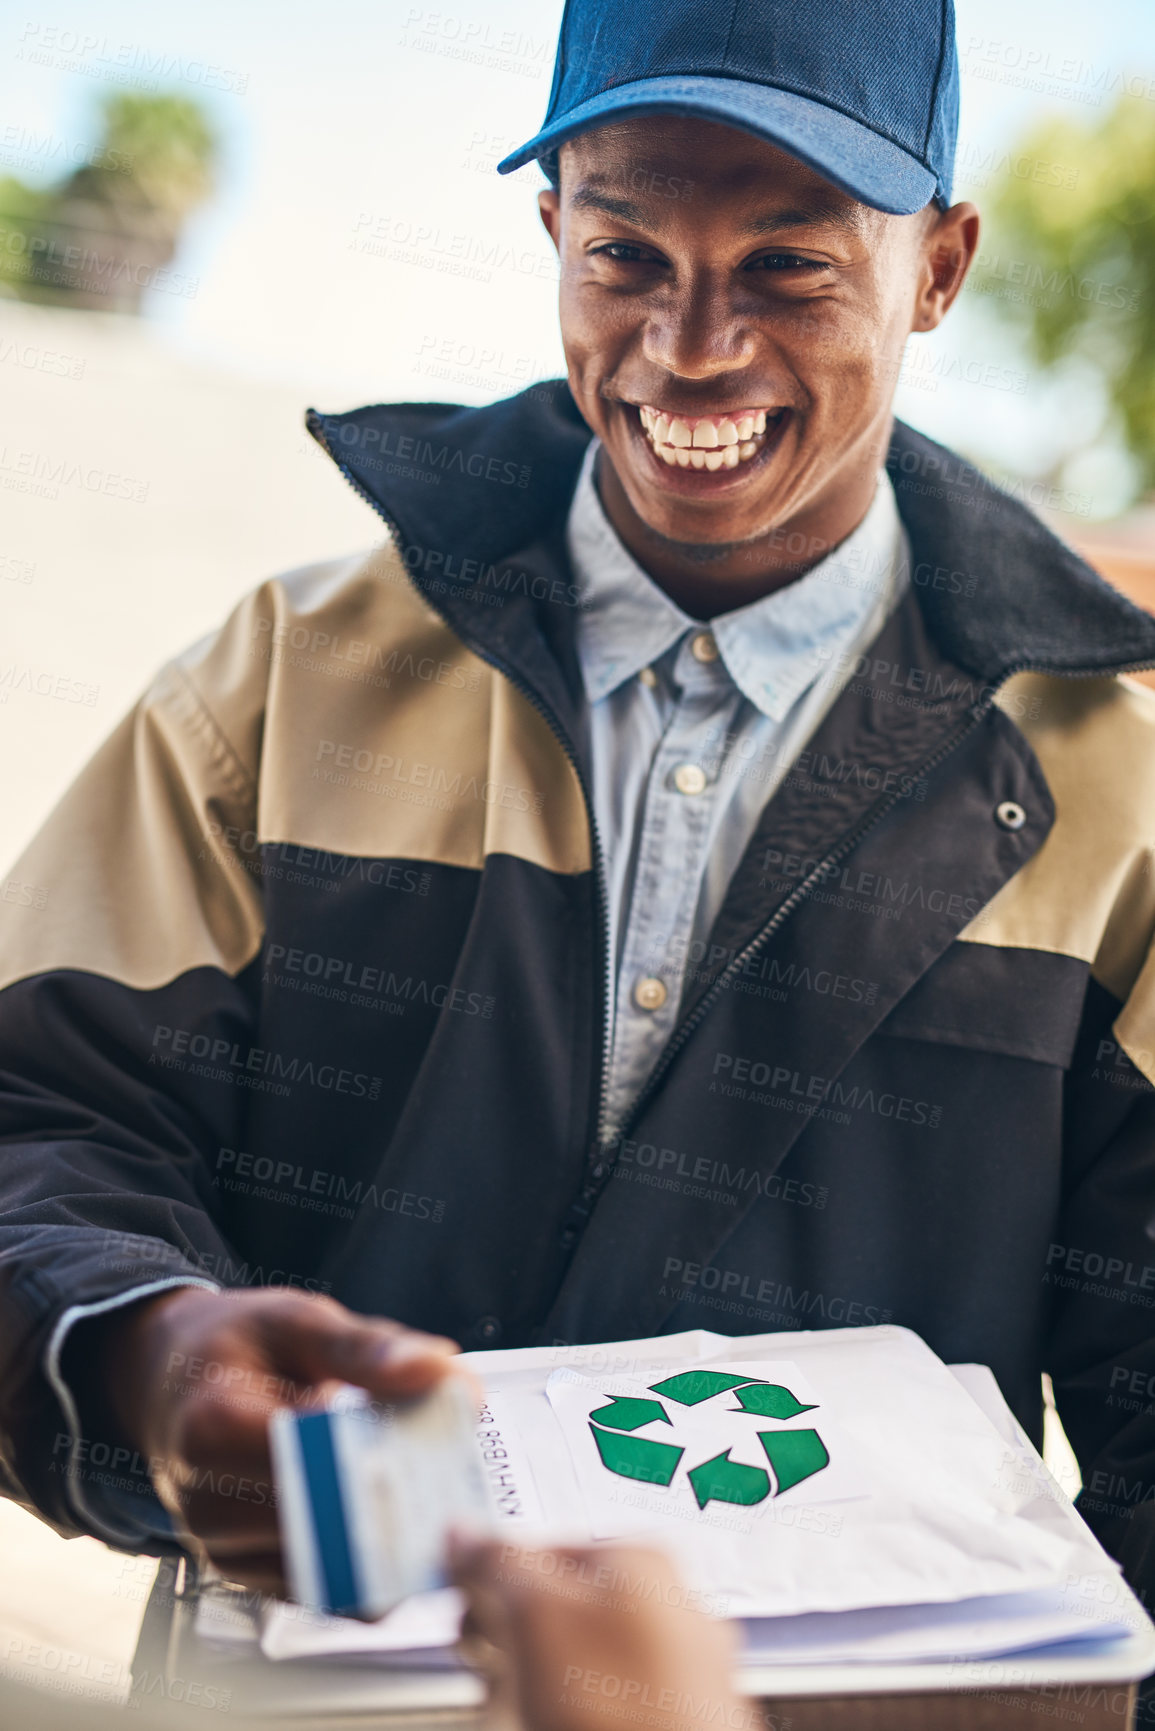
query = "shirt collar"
(567, 438, 904, 721)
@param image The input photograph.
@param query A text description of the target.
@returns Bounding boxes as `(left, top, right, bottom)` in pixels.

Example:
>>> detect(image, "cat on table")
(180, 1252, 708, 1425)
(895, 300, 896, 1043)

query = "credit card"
(270, 1375, 492, 1620)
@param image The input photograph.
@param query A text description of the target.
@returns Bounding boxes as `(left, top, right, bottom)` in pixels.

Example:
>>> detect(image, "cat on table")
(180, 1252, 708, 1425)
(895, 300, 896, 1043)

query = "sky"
(1, 0, 1153, 503)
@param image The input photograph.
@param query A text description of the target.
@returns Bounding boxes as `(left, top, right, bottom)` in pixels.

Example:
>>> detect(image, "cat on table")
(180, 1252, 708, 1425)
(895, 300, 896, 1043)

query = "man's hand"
(451, 1541, 743, 1731)
(69, 1286, 460, 1596)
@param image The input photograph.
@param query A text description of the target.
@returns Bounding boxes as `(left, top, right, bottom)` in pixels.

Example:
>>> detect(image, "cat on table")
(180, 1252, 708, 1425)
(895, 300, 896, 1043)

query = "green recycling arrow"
(649, 1371, 767, 1406)
(688, 1449, 772, 1509)
(759, 1428, 829, 1492)
(589, 1396, 671, 1432)
(589, 1424, 683, 1486)
(731, 1384, 817, 1420)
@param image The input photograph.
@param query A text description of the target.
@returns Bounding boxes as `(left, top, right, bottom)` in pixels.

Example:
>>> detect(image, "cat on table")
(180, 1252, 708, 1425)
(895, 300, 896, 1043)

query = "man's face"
(539, 117, 974, 566)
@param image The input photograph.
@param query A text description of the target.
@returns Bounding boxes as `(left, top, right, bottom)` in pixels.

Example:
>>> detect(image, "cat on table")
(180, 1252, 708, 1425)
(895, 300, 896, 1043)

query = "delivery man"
(2, 0, 1155, 1613)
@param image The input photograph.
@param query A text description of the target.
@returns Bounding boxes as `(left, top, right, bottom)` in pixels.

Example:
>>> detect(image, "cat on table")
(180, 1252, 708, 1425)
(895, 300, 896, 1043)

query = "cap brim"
(496, 76, 938, 215)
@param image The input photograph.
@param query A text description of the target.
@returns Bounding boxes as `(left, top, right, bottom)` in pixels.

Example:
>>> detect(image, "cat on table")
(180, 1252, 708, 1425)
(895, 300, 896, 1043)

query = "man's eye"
(591, 243, 656, 263)
(749, 254, 828, 273)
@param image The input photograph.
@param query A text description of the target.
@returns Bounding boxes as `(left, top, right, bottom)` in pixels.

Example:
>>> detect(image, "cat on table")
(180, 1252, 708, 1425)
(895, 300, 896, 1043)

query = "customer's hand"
(68, 1285, 460, 1595)
(452, 1540, 743, 1731)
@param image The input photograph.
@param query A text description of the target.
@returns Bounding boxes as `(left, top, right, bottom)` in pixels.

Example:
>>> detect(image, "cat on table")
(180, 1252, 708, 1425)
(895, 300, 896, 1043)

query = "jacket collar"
(307, 380, 1155, 687)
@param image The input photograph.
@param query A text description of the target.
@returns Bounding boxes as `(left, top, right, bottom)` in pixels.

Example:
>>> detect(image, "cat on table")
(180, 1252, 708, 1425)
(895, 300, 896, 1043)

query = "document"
(262, 1325, 1151, 1672)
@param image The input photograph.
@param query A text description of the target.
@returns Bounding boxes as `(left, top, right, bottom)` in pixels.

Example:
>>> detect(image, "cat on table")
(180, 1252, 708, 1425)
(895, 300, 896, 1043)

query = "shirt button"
(690, 632, 719, 663)
(634, 976, 668, 1011)
(638, 666, 658, 689)
(672, 763, 708, 796)
(475, 1315, 503, 1344)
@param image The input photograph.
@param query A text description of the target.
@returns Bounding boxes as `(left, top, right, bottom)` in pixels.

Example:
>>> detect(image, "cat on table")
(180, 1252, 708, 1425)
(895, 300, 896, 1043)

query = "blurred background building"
(1, 0, 1152, 1710)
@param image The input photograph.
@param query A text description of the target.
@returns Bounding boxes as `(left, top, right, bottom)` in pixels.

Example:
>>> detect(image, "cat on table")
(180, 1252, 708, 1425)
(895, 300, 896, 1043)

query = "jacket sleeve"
(1048, 939, 1155, 1618)
(0, 595, 270, 1548)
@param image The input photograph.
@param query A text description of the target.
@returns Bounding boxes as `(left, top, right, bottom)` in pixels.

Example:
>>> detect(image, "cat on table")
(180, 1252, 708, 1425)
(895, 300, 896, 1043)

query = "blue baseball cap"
(497, 0, 958, 216)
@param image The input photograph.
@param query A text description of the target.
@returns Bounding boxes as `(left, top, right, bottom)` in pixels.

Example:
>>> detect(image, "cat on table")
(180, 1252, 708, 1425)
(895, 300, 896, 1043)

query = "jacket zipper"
(312, 426, 1155, 1180)
(611, 650, 1155, 1145)
(312, 439, 616, 1160)
(612, 702, 988, 1143)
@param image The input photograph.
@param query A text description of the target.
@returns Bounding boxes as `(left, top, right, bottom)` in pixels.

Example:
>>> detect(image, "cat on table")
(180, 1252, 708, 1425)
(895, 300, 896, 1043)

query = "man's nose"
(641, 277, 759, 381)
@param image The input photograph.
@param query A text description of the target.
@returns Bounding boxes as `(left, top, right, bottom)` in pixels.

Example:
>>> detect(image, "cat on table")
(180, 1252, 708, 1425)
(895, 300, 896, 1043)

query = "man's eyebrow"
(739, 204, 867, 238)
(566, 183, 867, 238)
(568, 186, 651, 225)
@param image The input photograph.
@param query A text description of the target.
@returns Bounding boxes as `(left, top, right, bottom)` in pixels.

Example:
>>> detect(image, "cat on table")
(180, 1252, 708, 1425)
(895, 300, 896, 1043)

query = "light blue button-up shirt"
(567, 439, 909, 1140)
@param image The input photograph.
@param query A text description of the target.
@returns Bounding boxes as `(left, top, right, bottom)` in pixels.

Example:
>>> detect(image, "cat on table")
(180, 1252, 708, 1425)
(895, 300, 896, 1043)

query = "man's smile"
(617, 400, 794, 494)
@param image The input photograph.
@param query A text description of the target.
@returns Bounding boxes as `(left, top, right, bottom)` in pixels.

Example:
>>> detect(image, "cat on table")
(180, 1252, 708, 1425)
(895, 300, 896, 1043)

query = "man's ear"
(539, 188, 562, 254)
(911, 202, 981, 333)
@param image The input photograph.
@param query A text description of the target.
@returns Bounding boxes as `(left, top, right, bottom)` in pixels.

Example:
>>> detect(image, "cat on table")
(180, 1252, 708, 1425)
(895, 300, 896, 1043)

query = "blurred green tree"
(0, 90, 217, 309)
(970, 96, 1155, 495)
(66, 91, 217, 229)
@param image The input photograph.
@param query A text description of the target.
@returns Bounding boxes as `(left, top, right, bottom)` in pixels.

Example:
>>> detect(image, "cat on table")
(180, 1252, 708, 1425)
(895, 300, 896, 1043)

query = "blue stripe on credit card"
(296, 1411, 358, 1614)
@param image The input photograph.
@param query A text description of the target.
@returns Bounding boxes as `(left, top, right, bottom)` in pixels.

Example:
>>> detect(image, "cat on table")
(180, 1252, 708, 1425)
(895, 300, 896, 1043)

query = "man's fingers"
(261, 1296, 460, 1399)
(207, 1551, 287, 1598)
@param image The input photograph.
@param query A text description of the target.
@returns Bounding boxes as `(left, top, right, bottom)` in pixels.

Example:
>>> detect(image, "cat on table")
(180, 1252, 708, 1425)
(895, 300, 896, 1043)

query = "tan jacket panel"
(0, 545, 590, 996)
(960, 671, 1155, 1080)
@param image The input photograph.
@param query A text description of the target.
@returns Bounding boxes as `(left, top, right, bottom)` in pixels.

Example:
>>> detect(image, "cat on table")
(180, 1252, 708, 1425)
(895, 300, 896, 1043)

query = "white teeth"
(641, 407, 777, 471)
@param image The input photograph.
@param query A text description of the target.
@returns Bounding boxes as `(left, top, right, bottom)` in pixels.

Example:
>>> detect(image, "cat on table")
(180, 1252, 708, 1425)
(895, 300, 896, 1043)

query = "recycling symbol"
(587, 1370, 829, 1509)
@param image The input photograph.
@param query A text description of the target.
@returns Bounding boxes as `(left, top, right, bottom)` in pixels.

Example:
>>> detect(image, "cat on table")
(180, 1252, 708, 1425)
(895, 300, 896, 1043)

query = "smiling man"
(3, 0, 1155, 1620)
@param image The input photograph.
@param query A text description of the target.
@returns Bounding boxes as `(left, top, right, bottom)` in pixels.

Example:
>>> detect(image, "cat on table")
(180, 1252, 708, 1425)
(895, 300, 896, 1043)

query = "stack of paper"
(256, 1326, 1154, 1683)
